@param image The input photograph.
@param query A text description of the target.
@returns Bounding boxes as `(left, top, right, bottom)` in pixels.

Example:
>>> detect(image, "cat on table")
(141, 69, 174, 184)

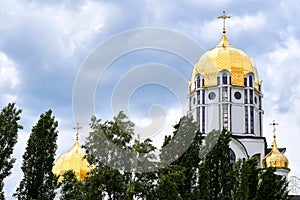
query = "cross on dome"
(269, 120, 279, 137)
(73, 123, 82, 142)
(217, 10, 231, 34)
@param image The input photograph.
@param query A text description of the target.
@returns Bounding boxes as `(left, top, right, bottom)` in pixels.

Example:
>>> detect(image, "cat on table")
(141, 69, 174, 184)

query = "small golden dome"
(53, 139, 90, 181)
(191, 34, 260, 90)
(262, 135, 289, 170)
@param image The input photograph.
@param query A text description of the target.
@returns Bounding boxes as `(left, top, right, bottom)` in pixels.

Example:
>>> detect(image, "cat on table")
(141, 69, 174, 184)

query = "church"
(188, 11, 290, 177)
(53, 11, 291, 189)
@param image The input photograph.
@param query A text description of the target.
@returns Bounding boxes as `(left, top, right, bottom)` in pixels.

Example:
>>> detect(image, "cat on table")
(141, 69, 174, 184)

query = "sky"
(1, 0, 300, 197)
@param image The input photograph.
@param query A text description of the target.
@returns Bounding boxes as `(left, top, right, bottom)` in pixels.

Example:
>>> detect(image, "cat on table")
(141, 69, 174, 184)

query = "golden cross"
(269, 120, 279, 136)
(73, 123, 82, 141)
(217, 10, 231, 34)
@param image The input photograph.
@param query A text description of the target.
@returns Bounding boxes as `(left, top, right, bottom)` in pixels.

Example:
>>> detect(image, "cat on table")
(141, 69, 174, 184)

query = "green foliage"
(198, 129, 233, 200)
(60, 170, 85, 200)
(51, 112, 290, 200)
(232, 158, 259, 200)
(0, 103, 22, 199)
(83, 111, 158, 199)
(255, 167, 289, 200)
(156, 165, 185, 200)
(163, 115, 203, 199)
(14, 110, 59, 200)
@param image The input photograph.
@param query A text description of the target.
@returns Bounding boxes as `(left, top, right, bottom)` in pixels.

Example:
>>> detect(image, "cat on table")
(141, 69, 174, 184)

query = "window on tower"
(244, 90, 248, 104)
(250, 106, 254, 134)
(196, 75, 201, 88)
(245, 106, 249, 133)
(249, 76, 253, 87)
(223, 104, 229, 129)
(202, 106, 205, 133)
(230, 149, 236, 166)
(222, 87, 228, 101)
(197, 90, 200, 104)
(259, 112, 262, 136)
(249, 90, 253, 104)
(197, 107, 200, 130)
(222, 73, 228, 85)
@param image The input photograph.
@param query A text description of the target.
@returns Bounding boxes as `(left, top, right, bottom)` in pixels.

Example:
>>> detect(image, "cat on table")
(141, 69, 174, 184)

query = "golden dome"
(53, 139, 90, 181)
(262, 135, 289, 170)
(191, 34, 260, 90)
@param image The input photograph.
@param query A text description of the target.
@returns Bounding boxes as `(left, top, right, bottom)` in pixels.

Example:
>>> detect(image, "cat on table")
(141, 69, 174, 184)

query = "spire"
(217, 10, 231, 34)
(73, 123, 82, 143)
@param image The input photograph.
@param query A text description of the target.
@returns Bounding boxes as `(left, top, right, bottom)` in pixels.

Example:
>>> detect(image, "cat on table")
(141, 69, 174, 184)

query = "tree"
(0, 103, 22, 199)
(156, 165, 185, 200)
(84, 111, 158, 199)
(156, 115, 204, 199)
(127, 138, 157, 199)
(84, 112, 134, 199)
(59, 170, 85, 200)
(14, 110, 59, 200)
(197, 129, 233, 200)
(255, 167, 289, 200)
(232, 158, 259, 200)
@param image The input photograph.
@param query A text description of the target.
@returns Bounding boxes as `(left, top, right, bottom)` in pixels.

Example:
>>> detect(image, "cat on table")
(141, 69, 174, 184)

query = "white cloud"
(0, 51, 20, 106)
(132, 107, 182, 148)
(230, 11, 266, 34)
(258, 33, 300, 183)
(0, 0, 121, 71)
(0, 52, 19, 89)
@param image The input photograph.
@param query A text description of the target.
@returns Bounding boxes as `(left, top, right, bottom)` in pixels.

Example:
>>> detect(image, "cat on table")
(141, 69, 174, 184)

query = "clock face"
(208, 92, 216, 100)
(234, 91, 242, 100)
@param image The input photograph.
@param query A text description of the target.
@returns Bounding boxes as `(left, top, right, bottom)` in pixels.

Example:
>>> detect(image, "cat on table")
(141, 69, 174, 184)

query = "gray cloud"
(1, 0, 300, 197)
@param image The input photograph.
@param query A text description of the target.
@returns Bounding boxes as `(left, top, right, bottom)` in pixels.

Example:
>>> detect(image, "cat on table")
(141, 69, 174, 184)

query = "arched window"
(222, 73, 228, 85)
(230, 149, 236, 165)
(249, 76, 253, 87)
(196, 75, 201, 88)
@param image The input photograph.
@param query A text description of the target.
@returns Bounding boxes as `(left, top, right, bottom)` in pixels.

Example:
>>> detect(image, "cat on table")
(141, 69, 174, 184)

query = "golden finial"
(73, 123, 82, 142)
(269, 120, 279, 138)
(217, 10, 231, 34)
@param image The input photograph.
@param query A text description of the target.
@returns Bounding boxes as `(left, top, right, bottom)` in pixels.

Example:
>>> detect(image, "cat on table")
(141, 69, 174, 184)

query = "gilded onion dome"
(53, 131, 90, 181)
(191, 34, 261, 91)
(262, 135, 289, 170)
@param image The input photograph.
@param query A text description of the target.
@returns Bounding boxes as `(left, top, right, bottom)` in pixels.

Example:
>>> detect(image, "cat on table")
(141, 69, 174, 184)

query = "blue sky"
(1, 0, 300, 197)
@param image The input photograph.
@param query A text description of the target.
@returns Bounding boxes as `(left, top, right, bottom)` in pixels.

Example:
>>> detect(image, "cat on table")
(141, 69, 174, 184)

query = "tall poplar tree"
(197, 129, 233, 200)
(0, 103, 22, 199)
(232, 158, 259, 200)
(14, 110, 58, 200)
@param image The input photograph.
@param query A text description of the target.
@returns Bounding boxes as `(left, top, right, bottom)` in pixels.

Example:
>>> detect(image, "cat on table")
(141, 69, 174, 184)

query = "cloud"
(1, 0, 300, 196)
(0, 51, 20, 106)
(131, 107, 182, 148)
(257, 32, 300, 182)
